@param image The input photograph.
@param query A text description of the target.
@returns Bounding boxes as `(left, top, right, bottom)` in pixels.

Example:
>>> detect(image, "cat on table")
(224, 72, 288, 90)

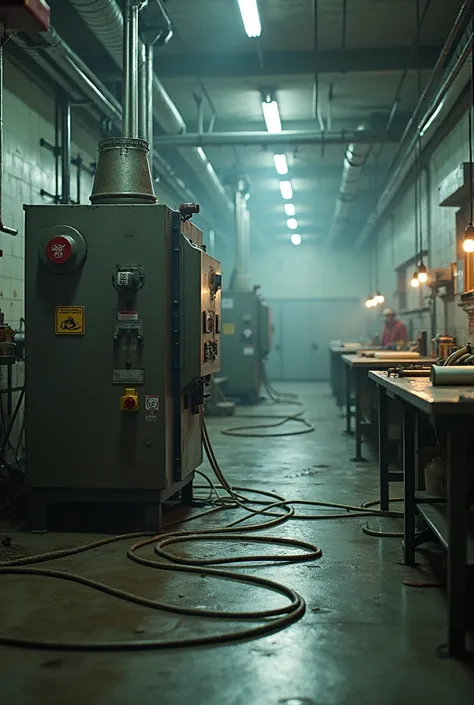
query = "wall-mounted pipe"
(152, 130, 394, 148)
(0, 25, 17, 235)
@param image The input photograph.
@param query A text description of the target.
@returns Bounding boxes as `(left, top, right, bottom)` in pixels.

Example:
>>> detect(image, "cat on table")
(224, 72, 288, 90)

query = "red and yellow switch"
(120, 388, 139, 412)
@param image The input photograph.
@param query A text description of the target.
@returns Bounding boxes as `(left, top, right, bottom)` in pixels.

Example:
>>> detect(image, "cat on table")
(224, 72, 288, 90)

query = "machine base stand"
(145, 504, 163, 533)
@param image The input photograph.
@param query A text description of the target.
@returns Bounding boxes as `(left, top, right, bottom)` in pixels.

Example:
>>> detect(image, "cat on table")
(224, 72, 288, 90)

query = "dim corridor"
(1, 382, 474, 704)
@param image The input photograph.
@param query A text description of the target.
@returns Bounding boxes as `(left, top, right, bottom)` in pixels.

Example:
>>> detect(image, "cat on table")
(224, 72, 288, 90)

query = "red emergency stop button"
(124, 397, 137, 410)
(45, 235, 73, 264)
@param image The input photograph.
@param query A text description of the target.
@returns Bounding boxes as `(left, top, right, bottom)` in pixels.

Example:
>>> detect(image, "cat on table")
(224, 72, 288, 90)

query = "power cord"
(0, 420, 404, 651)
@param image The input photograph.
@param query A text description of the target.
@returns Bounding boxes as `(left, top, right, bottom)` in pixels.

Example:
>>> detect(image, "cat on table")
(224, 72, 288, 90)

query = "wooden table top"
(342, 354, 435, 369)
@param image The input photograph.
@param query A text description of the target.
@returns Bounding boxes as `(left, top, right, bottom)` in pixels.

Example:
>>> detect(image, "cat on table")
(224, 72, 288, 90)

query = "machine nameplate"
(222, 298, 234, 309)
(55, 306, 85, 335)
(243, 346, 254, 356)
(112, 368, 144, 384)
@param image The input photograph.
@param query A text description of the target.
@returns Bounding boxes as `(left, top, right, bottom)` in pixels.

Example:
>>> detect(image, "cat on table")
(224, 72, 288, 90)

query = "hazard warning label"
(55, 306, 85, 335)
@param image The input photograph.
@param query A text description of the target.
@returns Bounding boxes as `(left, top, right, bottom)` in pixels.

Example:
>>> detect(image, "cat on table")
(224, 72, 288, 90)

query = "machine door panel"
(267, 298, 364, 381)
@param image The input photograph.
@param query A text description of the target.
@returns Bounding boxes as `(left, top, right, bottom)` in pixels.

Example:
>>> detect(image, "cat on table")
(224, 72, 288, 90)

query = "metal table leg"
(402, 402, 416, 565)
(352, 369, 367, 462)
(378, 384, 389, 510)
(445, 421, 469, 658)
(344, 364, 352, 434)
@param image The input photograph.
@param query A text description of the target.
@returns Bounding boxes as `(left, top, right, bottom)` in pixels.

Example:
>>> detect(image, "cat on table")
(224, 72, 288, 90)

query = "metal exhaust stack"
(90, 0, 155, 205)
(229, 177, 252, 292)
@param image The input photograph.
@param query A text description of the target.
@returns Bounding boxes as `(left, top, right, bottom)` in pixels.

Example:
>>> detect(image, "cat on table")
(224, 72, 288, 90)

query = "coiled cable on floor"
(0, 418, 406, 651)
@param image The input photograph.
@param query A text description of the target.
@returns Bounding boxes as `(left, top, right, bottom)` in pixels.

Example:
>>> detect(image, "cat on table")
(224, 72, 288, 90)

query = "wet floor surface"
(1, 382, 473, 704)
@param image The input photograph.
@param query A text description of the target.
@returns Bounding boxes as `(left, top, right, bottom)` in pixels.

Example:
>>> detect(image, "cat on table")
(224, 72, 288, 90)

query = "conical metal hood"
(90, 137, 156, 204)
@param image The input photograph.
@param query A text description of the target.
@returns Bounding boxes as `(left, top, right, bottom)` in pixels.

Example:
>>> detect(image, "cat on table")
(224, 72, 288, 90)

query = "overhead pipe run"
(230, 177, 252, 293)
(153, 130, 395, 148)
(354, 0, 474, 249)
(0, 24, 17, 235)
(329, 129, 371, 242)
(68, 0, 233, 223)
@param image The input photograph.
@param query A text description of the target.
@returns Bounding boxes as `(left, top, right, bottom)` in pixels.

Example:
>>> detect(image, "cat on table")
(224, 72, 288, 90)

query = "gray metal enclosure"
(24, 203, 221, 525)
(266, 298, 366, 380)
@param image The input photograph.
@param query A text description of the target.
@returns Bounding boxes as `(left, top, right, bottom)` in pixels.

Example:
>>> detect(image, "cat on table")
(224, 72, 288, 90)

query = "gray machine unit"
(221, 289, 272, 404)
(25, 203, 221, 529)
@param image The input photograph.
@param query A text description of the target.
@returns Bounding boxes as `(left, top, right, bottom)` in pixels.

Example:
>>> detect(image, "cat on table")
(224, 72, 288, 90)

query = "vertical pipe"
(242, 200, 250, 280)
(122, 0, 131, 137)
(209, 229, 215, 257)
(60, 98, 71, 204)
(145, 44, 154, 147)
(0, 24, 17, 235)
(129, 1, 139, 138)
(234, 189, 244, 276)
(138, 44, 147, 140)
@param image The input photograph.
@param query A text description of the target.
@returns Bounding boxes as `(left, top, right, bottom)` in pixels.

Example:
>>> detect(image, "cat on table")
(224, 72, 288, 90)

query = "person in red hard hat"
(381, 308, 408, 350)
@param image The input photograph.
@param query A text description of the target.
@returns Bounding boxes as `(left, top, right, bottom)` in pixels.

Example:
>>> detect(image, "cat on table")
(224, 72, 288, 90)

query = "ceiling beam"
(154, 46, 441, 78)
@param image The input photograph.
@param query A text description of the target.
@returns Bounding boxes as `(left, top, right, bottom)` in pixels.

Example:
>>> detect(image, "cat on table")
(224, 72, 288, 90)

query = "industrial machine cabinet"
(221, 289, 272, 404)
(24, 203, 221, 529)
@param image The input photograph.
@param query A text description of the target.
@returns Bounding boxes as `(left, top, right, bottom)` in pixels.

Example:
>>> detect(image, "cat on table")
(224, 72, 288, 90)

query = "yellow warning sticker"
(55, 306, 85, 335)
(223, 323, 235, 335)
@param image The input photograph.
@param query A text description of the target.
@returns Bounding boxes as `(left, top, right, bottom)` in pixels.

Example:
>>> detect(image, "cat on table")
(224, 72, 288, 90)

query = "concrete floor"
(1, 382, 474, 704)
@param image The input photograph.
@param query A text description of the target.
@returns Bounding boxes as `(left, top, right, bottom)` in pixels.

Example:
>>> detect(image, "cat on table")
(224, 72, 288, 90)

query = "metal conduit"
(68, 0, 233, 220)
(152, 131, 394, 147)
(354, 0, 474, 249)
(10, 25, 200, 214)
(329, 134, 371, 242)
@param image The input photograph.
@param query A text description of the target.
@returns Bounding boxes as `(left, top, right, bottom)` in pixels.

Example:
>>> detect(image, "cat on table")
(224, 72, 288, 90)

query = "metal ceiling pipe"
(11, 24, 200, 211)
(122, 0, 140, 137)
(138, 43, 146, 140)
(354, 0, 474, 249)
(153, 130, 393, 147)
(329, 131, 371, 242)
(68, 0, 233, 222)
(230, 178, 252, 292)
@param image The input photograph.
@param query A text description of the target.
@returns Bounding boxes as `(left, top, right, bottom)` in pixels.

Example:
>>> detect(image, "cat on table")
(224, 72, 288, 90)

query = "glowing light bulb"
(417, 263, 428, 283)
(375, 292, 385, 304)
(463, 223, 474, 253)
(411, 271, 420, 288)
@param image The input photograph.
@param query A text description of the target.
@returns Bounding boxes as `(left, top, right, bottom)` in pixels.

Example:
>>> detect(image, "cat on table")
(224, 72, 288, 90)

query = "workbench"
(329, 346, 363, 407)
(342, 355, 435, 462)
(369, 370, 474, 657)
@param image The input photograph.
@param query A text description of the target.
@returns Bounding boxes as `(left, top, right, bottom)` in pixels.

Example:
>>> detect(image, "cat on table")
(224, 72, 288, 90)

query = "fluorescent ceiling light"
(287, 218, 298, 230)
(273, 153, 288, 175)
(290, 233, 302, 246)
(196, 146, 206, 159)
(284, 203, 296, 216)
(279, 181, 293, 199)
(262, 99, 282, 133)
(237, 0, 262, 38)
(420, 100, 444, 137)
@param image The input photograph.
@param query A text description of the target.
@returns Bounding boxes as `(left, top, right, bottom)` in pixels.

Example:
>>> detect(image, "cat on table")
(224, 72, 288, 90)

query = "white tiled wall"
(373, 109, 472, 344)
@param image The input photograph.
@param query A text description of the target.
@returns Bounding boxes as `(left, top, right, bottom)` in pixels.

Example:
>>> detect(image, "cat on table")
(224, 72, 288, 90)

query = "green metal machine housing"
(220, 289, 272, 404)
(24, 203, 221, 529)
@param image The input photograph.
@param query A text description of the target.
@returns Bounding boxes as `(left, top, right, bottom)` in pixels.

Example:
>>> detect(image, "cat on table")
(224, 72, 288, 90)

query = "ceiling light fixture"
(284, 203, 296, 216)
(411, 271, 420, 288)
(279, 181, 293, 199)
(273, 153, 288, 175)
(420, 100, 444, 137)
(237, 0, 262, 38)
(375, 292, 385, 304)
(290, 233, 302, 246)
(287, 218, 298, 230)
(365, 295, 375, 309)
(262, 94, 282, 133)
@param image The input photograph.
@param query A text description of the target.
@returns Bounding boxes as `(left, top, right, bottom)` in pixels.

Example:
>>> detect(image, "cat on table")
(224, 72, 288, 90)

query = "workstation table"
(329, 345, 371, 407)
(342, 354, 435, 462)
(369, 371, 474, 657)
